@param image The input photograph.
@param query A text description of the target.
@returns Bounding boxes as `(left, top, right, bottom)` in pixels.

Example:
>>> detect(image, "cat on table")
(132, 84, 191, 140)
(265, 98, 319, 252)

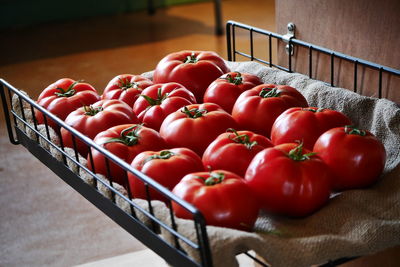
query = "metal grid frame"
(2, 20, 400, 267)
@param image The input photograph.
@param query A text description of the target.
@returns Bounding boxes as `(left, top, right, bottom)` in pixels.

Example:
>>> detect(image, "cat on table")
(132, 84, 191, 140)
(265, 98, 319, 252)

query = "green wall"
(0, 0, 206, 29)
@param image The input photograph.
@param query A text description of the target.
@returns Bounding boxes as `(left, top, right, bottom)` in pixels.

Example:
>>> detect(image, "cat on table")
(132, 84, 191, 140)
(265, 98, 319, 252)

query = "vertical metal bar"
(378, 68, 383, 98)
(56, 127, 68, 165)
(104, 157, 116, 203)
(330, 53, 335, 86)
(250, 28, 254, 61)
(144, 183, 157, 232)
(232, 25, 236, 61)
(194, 216, 213, 267)
(226, 23, 232, 61)
(29, 104, 39, 141)
(268, 34, 272, 67)
(123, 171, 137, 218)
(167, 200, 181, 251)
(309, 46, 313, 78)
(0, 84, 19, 144)
(288, 40, 292, 72)
(87, 148, 98, 189)
(353, 61, 358, 93)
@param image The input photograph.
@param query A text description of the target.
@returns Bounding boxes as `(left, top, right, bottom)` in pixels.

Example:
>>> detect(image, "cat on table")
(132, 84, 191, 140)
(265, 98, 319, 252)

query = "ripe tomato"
(271, 107, 352, 150)
(159, 103, 237, 156)
(203, 72, 262, 113)
(245, 143, 332, 217)
(153, 50, 230, 102)
(61, 99, 138, 157)
(232, 84, 308, 137)
(172, 170, 259, 231)
(129, 148, 204, 202)
(313, 126, 386, 191)
(133, 82, 196, 130)
(102, 74, 153, 108)
(87, 124, 166, 187)
(202, 128, 273, 177)
(35, 78, 100, 129)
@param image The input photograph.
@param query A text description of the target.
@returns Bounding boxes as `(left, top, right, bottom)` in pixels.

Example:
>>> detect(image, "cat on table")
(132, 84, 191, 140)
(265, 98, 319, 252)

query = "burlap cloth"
(13, 61, 400, 266)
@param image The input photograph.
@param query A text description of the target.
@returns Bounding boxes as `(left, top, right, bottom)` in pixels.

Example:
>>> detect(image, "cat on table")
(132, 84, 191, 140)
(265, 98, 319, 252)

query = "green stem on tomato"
(195, 172, 225, 186)
(140, 87, 168, 106)
(117, 78, 139, 90)
(184, 52, 198, 64)
(302, 107, 325, 113)
(83, 105, 103, 116)
(224, 72, 243, 85)
(55, 80, 82, 97)
(142, 150, 175, 165)
(259, 87, 280, 98)
(287, 142, 316, 161)
(344, 125, 366, 136)
(103, 124, 142, 146)
(227, 128, 257, 149)
(181, 106, 207, 118)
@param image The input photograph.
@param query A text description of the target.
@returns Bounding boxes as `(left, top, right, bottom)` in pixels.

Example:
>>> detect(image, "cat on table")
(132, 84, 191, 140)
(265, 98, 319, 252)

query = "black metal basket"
(1, 21, 399, 267)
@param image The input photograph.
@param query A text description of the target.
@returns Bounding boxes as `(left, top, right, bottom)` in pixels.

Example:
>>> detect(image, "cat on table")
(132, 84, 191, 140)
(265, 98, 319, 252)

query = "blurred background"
(0, 0, 399, 266)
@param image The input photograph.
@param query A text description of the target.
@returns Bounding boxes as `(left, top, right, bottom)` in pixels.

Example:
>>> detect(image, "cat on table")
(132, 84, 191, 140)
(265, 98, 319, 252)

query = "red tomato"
(271, 107, 352, 150)
(245, 143, 332, 217)
(102, 74, 153, 107)
(202, 128, 273, 177)
(87, 124, 166, 187)
(203, 72, 262, 113)
(232, 84, 308, 137)
(172, 170, 259, 231)
(153, 50, 230, 102)
(133, 82, 196, 130)
(313, 126, 386, 191)
(61, 99, 138, 157)
(159, 103, 237, 156)
(129, 148, 204, 202)
(35, 78, 100, 129)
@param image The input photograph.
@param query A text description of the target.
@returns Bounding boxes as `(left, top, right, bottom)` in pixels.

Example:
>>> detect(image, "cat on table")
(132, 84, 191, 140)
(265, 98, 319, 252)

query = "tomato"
(271, 107, 352, 150)
(313, 126, 386, 191)
(102, 74, 153, 108)
(129, 148, 204, 202)
(87, 124, 166, 187)
(231, 84, 308, 137)
(35, 78, 100, 129)
(153, 50, 230, 102)
(159, 103, 237, 156)
(245, 143, 332, 217)
(133, 82, 196, 130)
(172, 170, 259, 231)
(203, 71, 262, 113)
(61, 99, 138, 157)
(202, 128, 273, 177)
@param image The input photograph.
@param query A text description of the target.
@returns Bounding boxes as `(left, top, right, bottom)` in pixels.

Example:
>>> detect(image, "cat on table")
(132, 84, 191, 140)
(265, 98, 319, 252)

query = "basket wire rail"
(1, 20, 400, 267)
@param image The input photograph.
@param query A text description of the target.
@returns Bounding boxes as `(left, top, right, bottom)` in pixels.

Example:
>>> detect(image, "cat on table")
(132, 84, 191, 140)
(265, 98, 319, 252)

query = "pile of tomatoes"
(35, 50, 386, 231)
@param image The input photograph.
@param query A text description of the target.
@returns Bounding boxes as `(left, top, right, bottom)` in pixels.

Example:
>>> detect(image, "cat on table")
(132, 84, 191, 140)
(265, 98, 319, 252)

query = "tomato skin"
(159, 103, 237, 156)
(203, 72, 262, 113)
(102, 74, 153, 108)
(232, 84, 308, 137)
(313, 126, 386, 191)
(133, 82, 197, 130)
(271, 107, 352, 150)
(202, 129, 273, 177)
(35, 78, 100, 129)
(88, 124, 166, 187)
(245, 143, 332, 217)
(61, 99, 139, 157)
(153, 50, 230, 102)
(129, 148, 204, 202)
(172, 170, 259, 231)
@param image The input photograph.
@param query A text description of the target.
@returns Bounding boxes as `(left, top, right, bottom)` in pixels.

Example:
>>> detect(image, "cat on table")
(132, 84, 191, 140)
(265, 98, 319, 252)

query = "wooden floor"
(1, 0, 399, 266)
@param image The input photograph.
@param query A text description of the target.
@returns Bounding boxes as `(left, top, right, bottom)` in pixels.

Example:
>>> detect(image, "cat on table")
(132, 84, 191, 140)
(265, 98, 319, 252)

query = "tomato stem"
(259, 87, 280, 98)
(287, 142, 316, 161)
(184, 52, 198, 64)
(103, 124, 142, 146)
(196, 172, 225, 186)
(302, 107, 325, 113)
(181, 106, 207, 118)
(224, 72, 243, 85)
(55, 80, 81, 97)
(142, 150, 175, 165)
(83, 105, 103, 116)
(141, 87, 168, 106)
(227, 128, 258, 149)
(117, 78, 139, 90)
(344, 125, 366, 136)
